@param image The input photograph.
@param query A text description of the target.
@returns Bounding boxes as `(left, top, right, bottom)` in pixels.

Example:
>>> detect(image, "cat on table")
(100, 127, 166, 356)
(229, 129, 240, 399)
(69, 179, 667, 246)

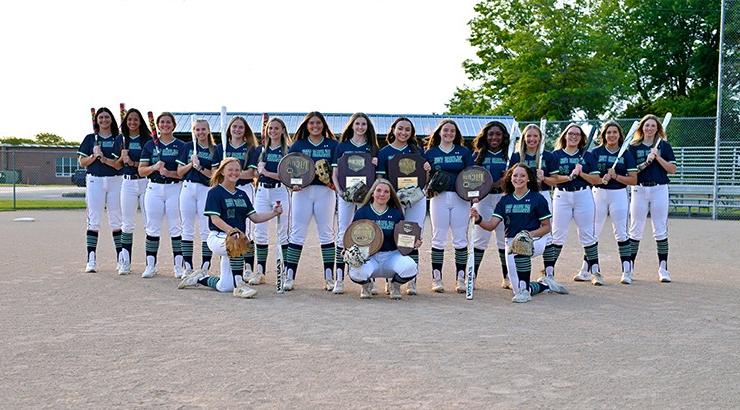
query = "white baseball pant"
(348, 250, 417, 282)
(593, 187, 629, 241)
(144, 182, 183, 237)
(629, 184, 669, 241)
(254, 184, 290, 245)
(207, 231, 241, 292)
(472, 193, 505, 249)
(120, 178, 147, 233)
(85, 175, 122, 231)
(290, 185, 336, 245)
(179, 181, 210, 242)
(552, 188, 596, 247)
(336, 196, 358, 248)
(430, 191, 469, 249)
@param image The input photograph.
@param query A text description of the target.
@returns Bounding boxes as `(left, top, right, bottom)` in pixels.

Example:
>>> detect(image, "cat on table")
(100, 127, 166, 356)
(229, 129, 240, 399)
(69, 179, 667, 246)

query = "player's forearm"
(656, 157, 677, 174)
(529, 220, 551, 238)
(209, 215, 233, 233)
(476, 216, 500, 232)
(138, 163, 155, 177)
(249, 211, 278, 224)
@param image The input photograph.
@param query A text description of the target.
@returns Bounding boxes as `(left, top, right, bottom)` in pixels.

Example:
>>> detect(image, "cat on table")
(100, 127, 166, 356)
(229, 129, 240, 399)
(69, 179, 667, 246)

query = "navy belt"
(558, 186, 587, 192)
(150, 179, 179, 184)
(259, 182, 281, 188)
(123, 174, 142, 180)
(639, 181, 660, 187)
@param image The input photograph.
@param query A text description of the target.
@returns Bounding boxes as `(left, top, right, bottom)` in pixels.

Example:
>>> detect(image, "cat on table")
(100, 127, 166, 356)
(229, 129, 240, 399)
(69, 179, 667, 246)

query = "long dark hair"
(597, 120, 625, 148)
(386, 117, 421, 153)
(554, 123, 586, 150)
(502, 163, 540, 194)
(294, 111, 335, 141)
(425, 119, 464, 150)
(226, 116, 257, 148)
(340, 112, 379, 156)
(472, 121, 510, 165)
(93, 107, 120, 136)
(121, 108, 152, 144)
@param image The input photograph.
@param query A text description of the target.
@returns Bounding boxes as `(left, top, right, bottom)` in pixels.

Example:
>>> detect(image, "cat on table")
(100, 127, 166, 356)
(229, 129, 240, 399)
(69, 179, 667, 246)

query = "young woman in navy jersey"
(224, 116, 259, 279)
(118, 108, 151, 275)
(177, 119, 223, 276)
(471, 164, 569, 303)
(348, 179, 422, 299)
(591, 121, 637, 284)
(471, 121, 510, 289)
(284, 112, 339, 291)
(628, 114, 677, 283)
(77, 107, 123, 273)
(251, 117, 292, 286)
(138, 112, 187, 278)
(331, 113, 379, 294)
(375, 117, 431, 295)
(178, 157, 282, 298)
(424, 119, 474, 294)
(544, 124, 604, 285)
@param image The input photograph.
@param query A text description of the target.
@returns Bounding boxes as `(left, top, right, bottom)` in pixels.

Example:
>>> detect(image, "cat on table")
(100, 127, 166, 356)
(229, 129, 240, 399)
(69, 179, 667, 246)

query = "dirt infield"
(2, 210, 739, 408)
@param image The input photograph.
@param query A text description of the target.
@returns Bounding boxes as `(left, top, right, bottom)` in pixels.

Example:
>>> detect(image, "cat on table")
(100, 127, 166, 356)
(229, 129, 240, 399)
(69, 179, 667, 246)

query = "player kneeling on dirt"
(178, 158, 282, 298)
(471, 164, 569, 303)
(344, 179, 422, 300)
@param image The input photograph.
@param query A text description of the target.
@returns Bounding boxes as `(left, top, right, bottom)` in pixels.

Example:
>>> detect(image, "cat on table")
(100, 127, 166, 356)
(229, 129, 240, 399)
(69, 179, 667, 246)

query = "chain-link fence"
(0, 148, 86, 211)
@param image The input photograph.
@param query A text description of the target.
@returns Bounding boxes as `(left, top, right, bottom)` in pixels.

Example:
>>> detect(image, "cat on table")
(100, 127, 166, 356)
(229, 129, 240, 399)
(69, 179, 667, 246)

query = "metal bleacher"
(669, 146, 740, 217)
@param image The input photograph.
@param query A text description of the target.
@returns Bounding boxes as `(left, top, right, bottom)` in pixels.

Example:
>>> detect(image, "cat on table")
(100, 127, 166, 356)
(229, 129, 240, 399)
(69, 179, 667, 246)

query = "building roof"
(171, 112, 515, 138)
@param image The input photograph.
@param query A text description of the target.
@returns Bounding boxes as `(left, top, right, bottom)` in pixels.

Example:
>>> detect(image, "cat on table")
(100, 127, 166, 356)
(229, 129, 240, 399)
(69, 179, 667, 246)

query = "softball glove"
(226, 228, 252, 258)
(396, 186, 425, 207)
(315, 159, 334, 188)
(341, 180, 369, 203)
(342, 245, 368, 268)
(510, 230, 533, 256)
(426, 170, 452, 197)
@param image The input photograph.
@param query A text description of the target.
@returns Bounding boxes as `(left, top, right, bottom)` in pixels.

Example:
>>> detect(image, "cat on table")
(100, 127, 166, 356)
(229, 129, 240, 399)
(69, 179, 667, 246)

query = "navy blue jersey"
(289, 137, 338, 186)
(177, 144, 223, 185)
(376, 143, 422, 176)
(423, 145, 474, 192)
(252, 145, 287, 184)
(77, 134, 122, 177)
(204, 184, 256, 232)
(550, 149, 599, 190)
(353, 204, 405, 252)
(333, 140, 372, 167)
(629, 141, 676, 185)
(121, 135, 149, 177)
(224, 142, 256, 187)
(474, 149, 508, 182)
(492, 189, 551, 238)
(140, 138, 187, 183)
(509, 151, 557, 190)
(591, 145, 637, 190)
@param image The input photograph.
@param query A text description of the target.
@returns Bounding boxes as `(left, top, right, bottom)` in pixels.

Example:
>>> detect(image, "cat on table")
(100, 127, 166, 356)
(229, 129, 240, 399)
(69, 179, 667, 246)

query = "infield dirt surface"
(2, 210, 738, 408)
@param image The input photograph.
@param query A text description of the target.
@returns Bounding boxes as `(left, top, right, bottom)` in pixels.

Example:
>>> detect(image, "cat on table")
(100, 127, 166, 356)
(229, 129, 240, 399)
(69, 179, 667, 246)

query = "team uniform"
(488, 190, 566, 301)
(333, 140, 374, 292)
(376, 143, 427, 294)
(118, 135, 150, 275)
(347, 204, 417, 298)
(591, 145, 637, 281)
(628, 141, 676, 282)
(180, 184, 257, 297)
(176, 143, 223, 274)
(225, 142, 257, 275)
(284, 137, 339, 290)
(139, 138, 187, 278)
(250, 145, 291, 283)
(424, 144, 474, 292)
(78, 133, 123, 272)
(471, 149, 508, 284)
(549, 148, 602, 280)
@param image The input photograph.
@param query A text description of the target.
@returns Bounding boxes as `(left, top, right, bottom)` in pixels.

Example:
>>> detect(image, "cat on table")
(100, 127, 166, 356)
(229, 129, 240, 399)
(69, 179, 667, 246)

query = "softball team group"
(79, 109, 676, 303)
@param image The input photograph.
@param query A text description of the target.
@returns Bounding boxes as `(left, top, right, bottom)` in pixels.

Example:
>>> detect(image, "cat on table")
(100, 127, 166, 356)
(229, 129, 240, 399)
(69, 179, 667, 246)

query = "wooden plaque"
(337, 152, 376, 191)
(387, 153, 427, 191)
(277, 152, 315, 188)
(455, 165, 494, 202)
(393, 221, 421, 256)
(343, 219, 384, 257)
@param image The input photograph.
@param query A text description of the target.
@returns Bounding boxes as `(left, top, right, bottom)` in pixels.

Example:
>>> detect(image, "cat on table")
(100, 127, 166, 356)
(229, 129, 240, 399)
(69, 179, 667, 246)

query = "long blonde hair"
(262, 117, 292, 158)
(517, 124, 543, 161)
(632, 114, 667, 146)
(210, 157, 240, 187)
(192, 119, 216, 155)
(360, 178, 403, 212)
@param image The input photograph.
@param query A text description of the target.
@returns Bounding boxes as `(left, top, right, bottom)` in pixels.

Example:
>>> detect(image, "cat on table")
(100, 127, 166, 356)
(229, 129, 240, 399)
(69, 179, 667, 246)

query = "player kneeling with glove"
(471, 164, 568, 303)
(345, 179, 421, 299)
(178, 157, 282, 298)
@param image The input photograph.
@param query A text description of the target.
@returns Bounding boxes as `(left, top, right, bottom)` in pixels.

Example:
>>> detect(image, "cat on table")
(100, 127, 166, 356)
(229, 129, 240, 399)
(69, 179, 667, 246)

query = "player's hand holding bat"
(570, 163, 583, 178)
(257, 161, 266, 175)
(93, 145, 103, 158)
(272, 202, 283, 216)
(423, 162, 431, 172)
(536, 168, 545, 183)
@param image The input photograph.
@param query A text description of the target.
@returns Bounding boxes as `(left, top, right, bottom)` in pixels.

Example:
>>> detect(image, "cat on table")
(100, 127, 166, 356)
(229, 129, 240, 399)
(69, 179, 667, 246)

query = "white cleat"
(539, 275, 569, 294)
(389, 282, 402, 300)
(324, 279, 335, 291)
(431, 279, 445, 293)
(370, 280, 379, 295)
(118, 262, 131, 275)
(141, 265, 157, 278)
(573, 271, 592, 282)
(512, 288, 532, 303)
(332, 280, 344, 294)
(455, 278, 466, 294)
(248, 272, 266, 286)
(178, 269, 206, 289)
(174, 264, 186, 279)
(591, 271, 605, 286)
(620, 270, 633, 285)
(283, 279, 295, 291)
(360, 282, 373, 299)
(85, 261, 97, 273)
(405, 280, 417, 296)
(658, 267, 671, 283)
(233, 284, 257, 298)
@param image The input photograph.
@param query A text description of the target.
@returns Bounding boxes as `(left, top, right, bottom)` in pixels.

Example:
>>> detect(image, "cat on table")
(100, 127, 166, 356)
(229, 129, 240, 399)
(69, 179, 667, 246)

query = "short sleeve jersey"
(474, 149, 508, 182)
(224, 142, 255, 187)
(251, 145, 286, 185)
(629, 141, 676, 185)
(204, 184, 256, 232)
(423, 144, 474, 192)
(508, 151, 557, 190)
(121, 135, 150, 177)
(550, 148, 599, 190)
(492, 189, 551, 238)
(376, 143, 422, 176)
(177, 144, 224, 185)
(590, 145, 637, 190)
(333, 140, 372, 167)
(140, 138, 187, 183)
(353, 203, 405, 252)
(77, 134, 122, 177)
(289, 137, 339, 186)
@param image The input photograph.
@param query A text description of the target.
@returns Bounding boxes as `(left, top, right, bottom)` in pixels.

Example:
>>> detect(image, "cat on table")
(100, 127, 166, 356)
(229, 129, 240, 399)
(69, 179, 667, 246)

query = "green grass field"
(0, 199, 86, 211)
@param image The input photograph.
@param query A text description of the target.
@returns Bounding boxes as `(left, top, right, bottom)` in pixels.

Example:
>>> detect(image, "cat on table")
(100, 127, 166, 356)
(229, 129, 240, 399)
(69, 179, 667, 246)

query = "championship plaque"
(393, 221, 421, 256)
(277, 152, 315, 188)
(387, 153, 427, 191)
(343, 219, 384, 257)
(455, 165, 494, 202)
(337, 152, 376, 191)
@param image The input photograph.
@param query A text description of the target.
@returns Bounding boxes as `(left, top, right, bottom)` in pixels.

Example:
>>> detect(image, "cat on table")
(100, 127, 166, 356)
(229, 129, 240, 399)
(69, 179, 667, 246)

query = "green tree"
(35, 132, 67, 145)
(0, 137, 35, 145)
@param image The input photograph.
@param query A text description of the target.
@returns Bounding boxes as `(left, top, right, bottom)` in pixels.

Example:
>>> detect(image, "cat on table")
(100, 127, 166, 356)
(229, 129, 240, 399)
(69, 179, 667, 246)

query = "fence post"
(12, 151, 17, 210)
(712, 0, 726, 221)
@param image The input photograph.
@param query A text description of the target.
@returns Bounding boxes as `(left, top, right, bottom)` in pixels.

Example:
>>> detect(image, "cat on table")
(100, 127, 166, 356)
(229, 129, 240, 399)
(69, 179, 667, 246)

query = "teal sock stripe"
(245, 241, 254, 259)
(454, 248, 467, 264)
(617, 240, 631, 257)
(656, 238, 668, 254)
(543, 244, 559, 263)
(335, 247, 344, 264)
(473, 248, 484, 265)
(86, 235, 98, 248)
(431, 248, 444, 264)
(112, 231, 122, 248)
(171, 237, 182, 253)
(285, 245, 303, 264)
(320, 244, 336, 265)
(585, 243, 599, 261)
(630, 239, 640, 256)
(206, 276, 219, 289)
(409, 252, 419, 264)
(146, 238, 160, 252)
(230, 256, 244, 272)
(256, 245, 269, 264)
(201, 241, 212, 257)
(530, 281, 543, 295)
(515, 259, 532, 273)
(182, 240, 194, 257)
(121, 232, 133, 245)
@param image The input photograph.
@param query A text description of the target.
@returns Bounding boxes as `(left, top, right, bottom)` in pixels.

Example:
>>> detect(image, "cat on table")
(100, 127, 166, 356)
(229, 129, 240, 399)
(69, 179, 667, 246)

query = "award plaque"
(343, 219, 384, 257)
(455, 165, 494, 202)
(337, 152, 376, 191)
(393, 221, 421, 256)
(277, 152, 315, 188)
(387, 153, 427, 191)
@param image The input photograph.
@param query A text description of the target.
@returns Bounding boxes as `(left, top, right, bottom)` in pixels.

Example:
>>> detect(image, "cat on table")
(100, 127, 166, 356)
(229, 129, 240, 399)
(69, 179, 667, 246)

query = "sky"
(1, 0, 479, 142)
